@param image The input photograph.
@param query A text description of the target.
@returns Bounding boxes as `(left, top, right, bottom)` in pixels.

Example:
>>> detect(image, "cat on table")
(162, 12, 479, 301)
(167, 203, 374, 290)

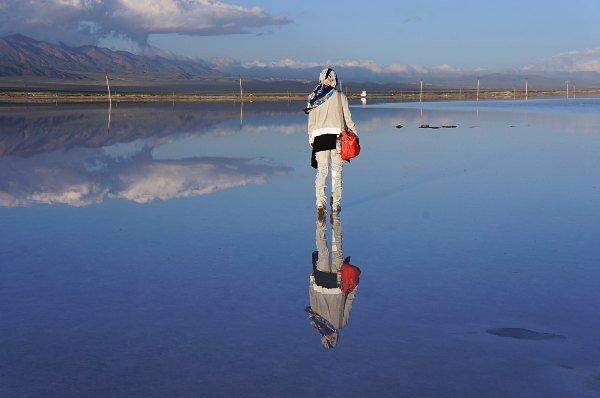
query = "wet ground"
(1, 98, 600, 397)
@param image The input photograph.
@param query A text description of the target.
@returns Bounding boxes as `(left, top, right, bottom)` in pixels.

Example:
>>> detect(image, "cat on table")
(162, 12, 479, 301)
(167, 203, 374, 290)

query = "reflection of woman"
(305, 68, 357, 216)
(306, 213, 361, 348)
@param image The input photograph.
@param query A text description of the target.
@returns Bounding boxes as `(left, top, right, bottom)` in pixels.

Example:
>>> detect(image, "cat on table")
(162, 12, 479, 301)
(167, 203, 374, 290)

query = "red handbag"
(340, 129, 360, 161)
(340, 258, 361, 293)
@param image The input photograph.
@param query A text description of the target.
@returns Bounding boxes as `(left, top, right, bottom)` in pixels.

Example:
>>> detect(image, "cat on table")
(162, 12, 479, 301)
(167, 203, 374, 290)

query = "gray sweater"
(307, 91, 357, 143)
(308, 286, 356, 330)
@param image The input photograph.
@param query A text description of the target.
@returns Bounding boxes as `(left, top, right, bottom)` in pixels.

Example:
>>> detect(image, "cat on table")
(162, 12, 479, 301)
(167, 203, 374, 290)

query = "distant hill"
(218, 63, 600, 90)
(0, 34, 219, 81)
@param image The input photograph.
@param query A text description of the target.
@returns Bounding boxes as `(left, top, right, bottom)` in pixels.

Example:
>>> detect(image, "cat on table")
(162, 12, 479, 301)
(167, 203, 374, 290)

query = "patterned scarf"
(306, 306, 338, 338)
(304, 68, 337, 114)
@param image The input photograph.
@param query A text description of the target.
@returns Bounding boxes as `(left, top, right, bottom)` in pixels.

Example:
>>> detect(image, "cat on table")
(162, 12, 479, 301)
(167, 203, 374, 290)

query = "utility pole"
(419, 79, 423, 103)
(566, 80, 570, 99)
(525, 78, 528, 100)
(105, 74, 112, 106)
(239, 76, 243, 101)
(477, 78, 480, 101)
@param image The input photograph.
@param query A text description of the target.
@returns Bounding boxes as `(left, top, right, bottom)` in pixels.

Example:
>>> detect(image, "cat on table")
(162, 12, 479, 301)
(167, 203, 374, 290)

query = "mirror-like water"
(1, 99, 600, 397)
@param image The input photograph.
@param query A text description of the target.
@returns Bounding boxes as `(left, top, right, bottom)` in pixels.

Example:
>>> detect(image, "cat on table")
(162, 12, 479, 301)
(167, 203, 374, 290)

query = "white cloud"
(211, 56, 241, 68)
(433, 64, 457, 73)
(243, 58, 320, 69)
(238, 58, 388, 72)
(0, 0, 290, 45)
(231, 58, 465, 76)
(525, 48, 600, 73)
(386, 63, 409, 73)
(115, 162, 268, 203)
(0, 151, 290, 207)
(408, 64, 428, 74)
(333, 59, 383, 73)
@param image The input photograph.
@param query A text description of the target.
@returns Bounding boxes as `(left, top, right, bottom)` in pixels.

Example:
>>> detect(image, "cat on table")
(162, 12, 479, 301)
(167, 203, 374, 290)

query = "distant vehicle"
(360, 91, 367, 97)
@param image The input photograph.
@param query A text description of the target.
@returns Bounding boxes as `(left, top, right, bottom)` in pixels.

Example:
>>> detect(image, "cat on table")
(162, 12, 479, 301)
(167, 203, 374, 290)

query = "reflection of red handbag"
(340, 129, 360, 161)
(340, 257, 361, 293)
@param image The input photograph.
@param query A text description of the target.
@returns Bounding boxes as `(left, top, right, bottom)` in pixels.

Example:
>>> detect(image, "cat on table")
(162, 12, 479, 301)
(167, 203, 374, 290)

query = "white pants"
(316, 212, 343, 273)
(315, 148, 343, 208)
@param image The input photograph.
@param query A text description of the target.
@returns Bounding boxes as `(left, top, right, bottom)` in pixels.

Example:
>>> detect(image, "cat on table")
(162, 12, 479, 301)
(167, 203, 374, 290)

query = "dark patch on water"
(585, 374, 600, 392)
(486, 328, 566, 340)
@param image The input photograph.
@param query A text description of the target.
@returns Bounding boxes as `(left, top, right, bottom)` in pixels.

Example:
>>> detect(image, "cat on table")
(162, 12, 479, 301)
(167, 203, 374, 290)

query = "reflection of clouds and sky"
(0, 104, 297, 207)
(2, 98, 599, 207)
(0, 148, 290, 207)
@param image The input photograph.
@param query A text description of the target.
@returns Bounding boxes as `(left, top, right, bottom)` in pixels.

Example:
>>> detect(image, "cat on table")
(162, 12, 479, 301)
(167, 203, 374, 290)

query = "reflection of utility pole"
(105, 74, 112, 132)
(239, 76, 244, 127)
(107, 101, 112, 132)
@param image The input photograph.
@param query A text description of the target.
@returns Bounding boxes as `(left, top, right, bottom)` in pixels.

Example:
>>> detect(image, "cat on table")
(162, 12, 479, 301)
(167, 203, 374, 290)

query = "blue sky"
(146, 0, 600, 69)
(1, 0, 598, 72)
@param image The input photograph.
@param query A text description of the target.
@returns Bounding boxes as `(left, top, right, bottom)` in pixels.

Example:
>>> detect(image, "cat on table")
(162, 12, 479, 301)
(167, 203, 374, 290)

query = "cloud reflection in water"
(0, 104, 294, 207)
(0, 148, 290, 207)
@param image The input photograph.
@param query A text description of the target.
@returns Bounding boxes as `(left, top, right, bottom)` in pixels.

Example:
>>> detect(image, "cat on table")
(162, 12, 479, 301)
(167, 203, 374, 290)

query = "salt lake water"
(1, 98, 600, 397)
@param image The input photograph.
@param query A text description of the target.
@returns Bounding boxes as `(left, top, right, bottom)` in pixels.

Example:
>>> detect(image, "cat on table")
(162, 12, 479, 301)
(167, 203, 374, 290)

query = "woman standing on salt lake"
(305, 68, 357, 217)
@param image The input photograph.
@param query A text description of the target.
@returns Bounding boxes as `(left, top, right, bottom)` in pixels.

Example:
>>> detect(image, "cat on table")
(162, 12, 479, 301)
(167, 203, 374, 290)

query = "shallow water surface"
(1, 99, 600, 397)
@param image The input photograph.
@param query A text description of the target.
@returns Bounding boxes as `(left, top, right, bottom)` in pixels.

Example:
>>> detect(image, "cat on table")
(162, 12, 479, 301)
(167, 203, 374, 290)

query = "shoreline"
(1, 88, 599, 104)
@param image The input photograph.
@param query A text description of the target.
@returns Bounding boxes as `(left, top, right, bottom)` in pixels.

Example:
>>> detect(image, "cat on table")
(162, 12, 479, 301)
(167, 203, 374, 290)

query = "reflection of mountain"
(0, 102, 301, 207)
(0, 148, 290, 207)
(0, 102, 301, 157)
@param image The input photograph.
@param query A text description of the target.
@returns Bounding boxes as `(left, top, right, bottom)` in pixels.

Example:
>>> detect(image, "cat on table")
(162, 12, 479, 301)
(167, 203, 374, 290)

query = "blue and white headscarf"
(304, 68, 338, 114)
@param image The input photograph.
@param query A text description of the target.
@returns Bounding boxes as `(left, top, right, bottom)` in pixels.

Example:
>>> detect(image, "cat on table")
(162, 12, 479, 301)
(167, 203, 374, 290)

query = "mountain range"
(0, 34, 218, 80)
(0, 34, 599, 90)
